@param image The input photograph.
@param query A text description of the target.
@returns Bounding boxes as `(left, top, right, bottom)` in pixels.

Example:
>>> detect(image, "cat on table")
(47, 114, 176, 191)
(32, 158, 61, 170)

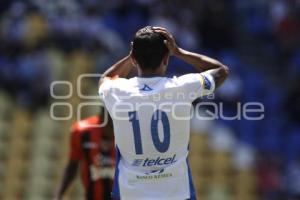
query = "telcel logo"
(132, 154, 177, 167)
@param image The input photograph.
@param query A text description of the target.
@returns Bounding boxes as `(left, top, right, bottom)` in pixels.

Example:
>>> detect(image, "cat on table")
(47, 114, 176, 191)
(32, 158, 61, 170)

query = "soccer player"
(99, 26, 229, 200)
(54, 108, 115, 200)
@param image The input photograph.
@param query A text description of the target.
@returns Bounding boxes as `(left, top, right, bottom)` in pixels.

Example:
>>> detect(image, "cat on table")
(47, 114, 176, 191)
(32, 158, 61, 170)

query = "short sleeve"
(98, 78, 113, 100)
(199, 71, 216, 96)
(69, 127, 81, 161)
(177, 72, 215, 99)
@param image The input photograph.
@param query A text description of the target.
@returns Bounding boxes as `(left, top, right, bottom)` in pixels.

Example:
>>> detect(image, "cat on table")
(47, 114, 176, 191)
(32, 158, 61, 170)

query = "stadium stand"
(0, 0, 299, 199)
(189, 108, 257, 200)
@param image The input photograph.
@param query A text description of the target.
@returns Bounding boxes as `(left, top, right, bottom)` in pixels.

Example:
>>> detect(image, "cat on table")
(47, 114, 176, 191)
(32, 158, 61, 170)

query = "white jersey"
(99, 72, 215, 200)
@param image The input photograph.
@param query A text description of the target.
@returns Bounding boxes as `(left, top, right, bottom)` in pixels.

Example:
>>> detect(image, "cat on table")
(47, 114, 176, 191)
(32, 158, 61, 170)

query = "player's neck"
(138, 67, 165, 77)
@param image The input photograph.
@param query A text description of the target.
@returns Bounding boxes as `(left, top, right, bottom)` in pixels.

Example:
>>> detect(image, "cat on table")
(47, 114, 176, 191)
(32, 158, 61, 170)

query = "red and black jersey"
(69, 116, 115, 200)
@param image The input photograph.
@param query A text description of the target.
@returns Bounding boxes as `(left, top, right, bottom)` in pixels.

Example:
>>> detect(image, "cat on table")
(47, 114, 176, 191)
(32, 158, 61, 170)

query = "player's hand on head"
(153, 27, 179, 56)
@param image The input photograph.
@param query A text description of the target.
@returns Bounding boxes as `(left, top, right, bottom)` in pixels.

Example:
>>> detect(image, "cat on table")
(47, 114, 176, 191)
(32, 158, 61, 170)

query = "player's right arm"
(98, 45, 135, 87)
(153, 27, 229, 89)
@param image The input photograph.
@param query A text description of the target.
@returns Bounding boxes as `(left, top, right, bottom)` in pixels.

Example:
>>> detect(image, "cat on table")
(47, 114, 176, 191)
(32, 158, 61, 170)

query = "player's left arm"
(99, 45, 135, 87)
(53, 160, 79, 200)
(53, 127, 81, 200)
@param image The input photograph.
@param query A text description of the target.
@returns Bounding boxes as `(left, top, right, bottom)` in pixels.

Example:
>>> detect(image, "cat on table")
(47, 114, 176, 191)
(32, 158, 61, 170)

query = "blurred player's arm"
(54, 160, 79, 200)
(54, 127, 81, 200)
(99, 46, 135, 86)
(153, 27, 229, 88)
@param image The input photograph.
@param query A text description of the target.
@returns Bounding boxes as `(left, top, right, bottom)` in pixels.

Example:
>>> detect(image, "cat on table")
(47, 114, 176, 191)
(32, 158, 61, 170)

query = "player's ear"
(130, 41, 133, 50)
(130, 42, 138, 67)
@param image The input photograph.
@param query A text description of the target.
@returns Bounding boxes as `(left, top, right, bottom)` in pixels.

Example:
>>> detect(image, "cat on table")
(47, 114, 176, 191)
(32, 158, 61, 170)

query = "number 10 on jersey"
(128, 110, 170, 154)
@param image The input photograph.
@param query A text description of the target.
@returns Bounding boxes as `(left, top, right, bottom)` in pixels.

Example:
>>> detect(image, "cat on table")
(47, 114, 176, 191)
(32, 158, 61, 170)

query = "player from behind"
(99, 26, 229, 200)
(54, 108, 115, 200)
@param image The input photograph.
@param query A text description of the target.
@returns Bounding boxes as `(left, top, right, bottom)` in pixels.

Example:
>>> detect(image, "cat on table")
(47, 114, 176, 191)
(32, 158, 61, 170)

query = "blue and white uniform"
(99, 72, 215, 200)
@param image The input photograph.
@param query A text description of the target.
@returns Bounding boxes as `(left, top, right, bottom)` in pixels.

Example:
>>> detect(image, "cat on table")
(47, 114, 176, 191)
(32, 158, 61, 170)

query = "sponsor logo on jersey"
(132, 154, 177, 167)
(145, 168, 164, 175)
(132, 159, 144, 166)
(136, 172, 173, 180)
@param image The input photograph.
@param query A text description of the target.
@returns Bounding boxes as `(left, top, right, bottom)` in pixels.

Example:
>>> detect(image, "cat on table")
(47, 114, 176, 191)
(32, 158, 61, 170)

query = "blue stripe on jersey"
(111, 146, 121, 199)
(186, 158, 197, 200)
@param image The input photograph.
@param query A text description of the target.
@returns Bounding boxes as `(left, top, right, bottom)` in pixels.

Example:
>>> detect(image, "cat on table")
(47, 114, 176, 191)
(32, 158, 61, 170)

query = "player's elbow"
(219, 65, 229, 80)
(212, 65, 229, 89)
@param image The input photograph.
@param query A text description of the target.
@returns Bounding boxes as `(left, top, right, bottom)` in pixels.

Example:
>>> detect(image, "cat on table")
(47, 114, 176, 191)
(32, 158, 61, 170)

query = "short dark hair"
(132, 26, 169, 70)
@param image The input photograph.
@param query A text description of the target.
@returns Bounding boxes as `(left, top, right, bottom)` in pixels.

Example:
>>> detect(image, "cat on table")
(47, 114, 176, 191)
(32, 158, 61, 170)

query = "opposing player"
(54, 108, 115, 200)
(99, 26, 229, 200)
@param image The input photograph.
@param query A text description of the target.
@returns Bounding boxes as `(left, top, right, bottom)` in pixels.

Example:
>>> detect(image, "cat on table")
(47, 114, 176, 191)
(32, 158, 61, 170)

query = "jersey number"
(128, 110, 170, 154)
